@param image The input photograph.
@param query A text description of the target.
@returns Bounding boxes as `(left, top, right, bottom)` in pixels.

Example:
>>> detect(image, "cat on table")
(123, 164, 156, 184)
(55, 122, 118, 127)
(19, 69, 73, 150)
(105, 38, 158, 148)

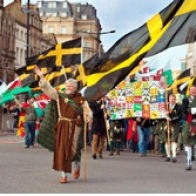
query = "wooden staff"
(102, 98, 110, 145)
(142, 118, 147, 126)
(165, 84, 170, 144)
(62, 65, 68, 81)
(83, 110, 88, 183)
(14, 96, 22, 108)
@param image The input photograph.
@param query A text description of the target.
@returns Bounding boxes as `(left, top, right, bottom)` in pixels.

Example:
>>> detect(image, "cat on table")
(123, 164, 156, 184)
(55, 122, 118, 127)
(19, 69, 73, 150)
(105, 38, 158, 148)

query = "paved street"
(0, 132, 196, 193)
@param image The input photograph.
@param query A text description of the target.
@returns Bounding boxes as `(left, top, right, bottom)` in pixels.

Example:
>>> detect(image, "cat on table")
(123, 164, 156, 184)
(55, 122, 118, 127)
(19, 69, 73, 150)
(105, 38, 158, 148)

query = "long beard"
(65, 90, 75, 98)
(65, 89, 73, 95)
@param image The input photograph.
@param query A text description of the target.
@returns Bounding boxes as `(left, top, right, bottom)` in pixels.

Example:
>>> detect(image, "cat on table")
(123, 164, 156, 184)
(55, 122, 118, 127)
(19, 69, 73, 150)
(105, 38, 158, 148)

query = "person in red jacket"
(127, 119, 138, 153)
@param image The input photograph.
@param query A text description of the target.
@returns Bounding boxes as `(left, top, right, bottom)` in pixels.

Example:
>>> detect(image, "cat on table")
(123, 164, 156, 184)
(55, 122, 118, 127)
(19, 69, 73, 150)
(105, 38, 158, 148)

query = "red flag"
(22, 102, 30, 108)
(149, 75, 155, 81)
(35, 94, 50, 101)
(7, 77, 21, 90)
(142, 76, 149, 81)
(156, 69, 163, 77)
(142, 67, 150, 74)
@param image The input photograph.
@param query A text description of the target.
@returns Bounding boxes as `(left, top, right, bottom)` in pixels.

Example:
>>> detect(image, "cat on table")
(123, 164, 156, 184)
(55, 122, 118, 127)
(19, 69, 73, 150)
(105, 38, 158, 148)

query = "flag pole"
(62, 65, 67, 81)
(102, 97, 110, 146)
(81, 36, 87, 183)
(164, 76, 170, 145)
(14, 96, 22, 108)
(83, 112, 87, 183)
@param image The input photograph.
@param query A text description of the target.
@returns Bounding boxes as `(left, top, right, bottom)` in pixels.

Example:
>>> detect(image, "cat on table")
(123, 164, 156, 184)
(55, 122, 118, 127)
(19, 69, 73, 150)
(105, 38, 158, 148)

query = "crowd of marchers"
(87, 86, 196, 172)
(2, 82, 196, 184)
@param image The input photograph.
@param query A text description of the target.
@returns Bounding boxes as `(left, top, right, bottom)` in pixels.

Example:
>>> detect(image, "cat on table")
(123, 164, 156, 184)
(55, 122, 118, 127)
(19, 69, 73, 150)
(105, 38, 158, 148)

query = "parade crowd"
(2, 74, 196, 183)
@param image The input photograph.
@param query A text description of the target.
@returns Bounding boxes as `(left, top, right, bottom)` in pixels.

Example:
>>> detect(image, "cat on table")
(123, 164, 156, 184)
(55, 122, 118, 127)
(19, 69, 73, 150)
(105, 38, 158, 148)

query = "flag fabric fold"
(178, 74, 196, 96)
(167, 68, 191, 94)
(0, 80, 7, 96)
(83, 0, 196, 101)
(0, 86, 32, 106)
(135, 53, 173, 86)
(16, 38, 82, 92)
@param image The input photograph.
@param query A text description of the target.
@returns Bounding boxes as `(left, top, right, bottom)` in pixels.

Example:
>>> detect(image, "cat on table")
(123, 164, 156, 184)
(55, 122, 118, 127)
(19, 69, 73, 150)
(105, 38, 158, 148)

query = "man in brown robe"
(34, 66, 92, 183)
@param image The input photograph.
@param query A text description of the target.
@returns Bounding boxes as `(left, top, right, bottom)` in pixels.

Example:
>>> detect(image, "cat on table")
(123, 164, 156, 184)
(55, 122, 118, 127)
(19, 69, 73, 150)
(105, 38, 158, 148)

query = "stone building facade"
(185, 43, 196, 76)
(0, 0, 57, 80)
(37, 0, 102, 62)
(0, 0, 16, 84)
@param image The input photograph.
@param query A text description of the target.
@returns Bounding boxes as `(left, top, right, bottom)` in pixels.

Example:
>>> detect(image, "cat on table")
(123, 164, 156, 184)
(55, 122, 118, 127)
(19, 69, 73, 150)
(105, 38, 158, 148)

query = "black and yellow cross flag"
(75, 53, 100, 89)
(83, 0, 196, 101)
(167, 68, 191, 95)
(15, 38, 82, 92)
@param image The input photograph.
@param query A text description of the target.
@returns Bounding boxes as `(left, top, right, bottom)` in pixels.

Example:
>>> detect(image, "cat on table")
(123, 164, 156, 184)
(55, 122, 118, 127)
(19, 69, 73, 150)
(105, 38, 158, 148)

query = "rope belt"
(58, 116, 77, 122)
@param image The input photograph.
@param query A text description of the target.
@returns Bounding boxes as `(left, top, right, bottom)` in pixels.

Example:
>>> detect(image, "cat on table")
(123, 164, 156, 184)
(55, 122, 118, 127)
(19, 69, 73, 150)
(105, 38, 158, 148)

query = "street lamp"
(21, 0, 31, 59)
(97, 30, 116, 57)
(83, 30, 116, 35)
(76, 30, 116, 58)
(26, 0, 30, 59)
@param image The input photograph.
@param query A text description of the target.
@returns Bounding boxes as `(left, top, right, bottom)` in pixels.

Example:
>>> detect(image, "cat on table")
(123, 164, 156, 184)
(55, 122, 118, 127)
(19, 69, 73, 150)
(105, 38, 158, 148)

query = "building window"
(63, 2, 67, 8)
(48, 27, 54, 33)
(82, 53, 86, 61)
(77, 6, 80, 13)
(61, 27, 67, 34)
(16, 28, 19, 38)
(61, 12, 67, 17)
(46, 12, 52, 17)
(21, 31, 24, 40)
(48, 2, 56, 8)
(37, 1, 42, 8)
(16, 47, 19, 62)
(84, 41, 88, 47)
(20, 48, 23, 63)
(52, 13, 57, 17)
(81, 14, 87, 20)
(48, 2, 52, 8)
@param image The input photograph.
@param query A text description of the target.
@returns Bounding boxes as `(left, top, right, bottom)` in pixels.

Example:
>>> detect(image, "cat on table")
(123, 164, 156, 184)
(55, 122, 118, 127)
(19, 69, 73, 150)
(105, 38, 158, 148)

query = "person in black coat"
(163, 94, 182, 163)
(181, 86, 196, 170)
(89, 99, 107, 159)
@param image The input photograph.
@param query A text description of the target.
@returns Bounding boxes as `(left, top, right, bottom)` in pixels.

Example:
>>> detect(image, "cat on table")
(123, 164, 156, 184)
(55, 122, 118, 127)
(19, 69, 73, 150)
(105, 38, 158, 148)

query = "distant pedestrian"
(136, 118, 151, 157)
(182, 86, 196, 170)
(21, 95, 39, 148)
(89, 99, 107, 159)
(9, 102, 20, 131)
(108, 120, 123, 156)
(127, 119, 138, 152)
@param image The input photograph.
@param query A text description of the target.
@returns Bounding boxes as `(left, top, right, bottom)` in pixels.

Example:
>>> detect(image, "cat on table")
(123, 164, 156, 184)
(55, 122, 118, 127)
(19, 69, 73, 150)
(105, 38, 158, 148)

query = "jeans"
(137, 126, 150, 154)
(87, 130, 92, 146)
(24, 121, 36, 147)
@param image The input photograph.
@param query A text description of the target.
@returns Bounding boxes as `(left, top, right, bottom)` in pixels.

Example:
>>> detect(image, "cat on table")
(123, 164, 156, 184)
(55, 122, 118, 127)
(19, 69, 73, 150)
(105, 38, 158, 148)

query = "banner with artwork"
(107, 80, 167, 120)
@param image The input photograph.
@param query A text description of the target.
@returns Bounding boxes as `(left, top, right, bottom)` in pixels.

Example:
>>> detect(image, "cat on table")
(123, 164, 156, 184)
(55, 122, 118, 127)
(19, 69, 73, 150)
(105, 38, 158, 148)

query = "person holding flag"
(34, 66, 92, 183)
(163, 94, 182, 163)
(182, 86, 196, 170)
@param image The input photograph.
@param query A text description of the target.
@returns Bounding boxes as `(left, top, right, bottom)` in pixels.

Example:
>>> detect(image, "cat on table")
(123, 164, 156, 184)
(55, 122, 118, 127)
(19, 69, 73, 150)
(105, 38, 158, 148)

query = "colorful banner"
(107, 80, 167, 120)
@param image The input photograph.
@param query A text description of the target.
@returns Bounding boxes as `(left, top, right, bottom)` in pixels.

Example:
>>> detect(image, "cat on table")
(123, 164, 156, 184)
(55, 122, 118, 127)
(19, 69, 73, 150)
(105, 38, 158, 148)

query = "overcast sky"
(5, 0, 188, 69)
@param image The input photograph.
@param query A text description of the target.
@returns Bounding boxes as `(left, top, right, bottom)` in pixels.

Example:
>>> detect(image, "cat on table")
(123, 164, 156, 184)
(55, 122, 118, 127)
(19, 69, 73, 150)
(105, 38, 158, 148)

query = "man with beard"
(34, 66, 92, 183)
(163, 94, 182, 163)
